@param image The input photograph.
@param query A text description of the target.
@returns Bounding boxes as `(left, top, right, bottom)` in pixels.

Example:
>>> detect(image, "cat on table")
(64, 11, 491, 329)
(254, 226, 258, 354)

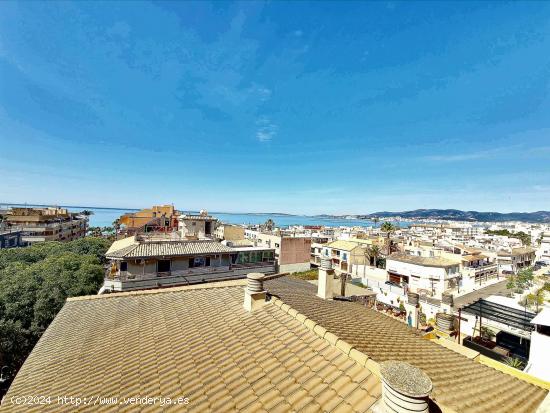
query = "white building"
(538, 232, 550, 264)
(386, 252, 461, 298)
(178, 210, 218, 239)
(525, 308, 550, 382)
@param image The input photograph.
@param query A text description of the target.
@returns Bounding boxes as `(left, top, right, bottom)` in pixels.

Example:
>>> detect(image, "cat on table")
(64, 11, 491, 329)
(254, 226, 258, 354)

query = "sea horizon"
(1, 202, 396, 228)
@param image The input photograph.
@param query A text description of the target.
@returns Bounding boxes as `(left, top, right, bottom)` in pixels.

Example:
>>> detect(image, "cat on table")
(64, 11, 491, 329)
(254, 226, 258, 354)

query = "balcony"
(109, 261, 276, 282)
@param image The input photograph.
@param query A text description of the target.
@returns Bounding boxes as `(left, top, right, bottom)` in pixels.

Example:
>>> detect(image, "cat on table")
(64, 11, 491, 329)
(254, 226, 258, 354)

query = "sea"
(1, 204, 411, 229)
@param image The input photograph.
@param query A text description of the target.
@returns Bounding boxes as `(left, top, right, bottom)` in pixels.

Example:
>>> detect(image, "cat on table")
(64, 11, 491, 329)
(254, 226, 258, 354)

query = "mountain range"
(320, 209, 550, 223)
(353, 209, 550, 223)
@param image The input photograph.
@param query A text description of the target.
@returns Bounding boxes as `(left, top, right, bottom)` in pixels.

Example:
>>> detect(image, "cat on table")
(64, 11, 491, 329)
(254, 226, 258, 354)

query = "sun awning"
(460, 299, 536, 332)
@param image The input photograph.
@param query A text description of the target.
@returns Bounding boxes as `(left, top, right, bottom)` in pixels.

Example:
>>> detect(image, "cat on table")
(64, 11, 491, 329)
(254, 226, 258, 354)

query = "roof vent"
(380, 361, 432, 413)
(243, 273, 267, 312)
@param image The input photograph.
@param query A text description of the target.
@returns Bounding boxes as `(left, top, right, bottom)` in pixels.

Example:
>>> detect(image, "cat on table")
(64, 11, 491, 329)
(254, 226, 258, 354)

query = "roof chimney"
(317, 257, 334, 300)
(243, 273, 267, 312)
(379, 361, 432, 413)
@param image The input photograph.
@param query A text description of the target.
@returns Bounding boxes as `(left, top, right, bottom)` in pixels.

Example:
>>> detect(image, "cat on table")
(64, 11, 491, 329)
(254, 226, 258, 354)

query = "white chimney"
(317, 258, 334, 300)
(243, 273, 267, 312)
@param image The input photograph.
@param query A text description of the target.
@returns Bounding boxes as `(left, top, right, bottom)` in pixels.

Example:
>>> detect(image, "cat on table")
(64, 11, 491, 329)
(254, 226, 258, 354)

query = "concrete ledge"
(68, 279, 248, 301)
(478, 355, 550, 390)
(435, 338, 479, 359)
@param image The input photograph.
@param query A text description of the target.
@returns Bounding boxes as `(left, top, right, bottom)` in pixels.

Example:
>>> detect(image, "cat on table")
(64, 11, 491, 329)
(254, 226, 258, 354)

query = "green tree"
(263, 219, 275, 231)
(380, 222, 397, 255)
(485, 229, 531, 246)
(507, 267, 534, 293)
(0, 238, 110, 397)
(367, 245, 382, 267)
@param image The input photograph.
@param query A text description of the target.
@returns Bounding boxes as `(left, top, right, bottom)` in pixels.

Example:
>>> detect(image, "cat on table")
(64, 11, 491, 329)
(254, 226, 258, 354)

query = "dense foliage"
(0, 237, 111, 396)
(485, 229, 531, 246)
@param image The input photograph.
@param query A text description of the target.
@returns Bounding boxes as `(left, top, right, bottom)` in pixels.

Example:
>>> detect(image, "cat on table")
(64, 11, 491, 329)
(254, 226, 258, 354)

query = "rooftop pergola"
(461, 299, 536, 332)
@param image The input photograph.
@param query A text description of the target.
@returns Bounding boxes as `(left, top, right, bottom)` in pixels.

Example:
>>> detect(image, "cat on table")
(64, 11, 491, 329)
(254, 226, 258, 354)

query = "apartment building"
(179, 210, 218, 239)
(497, 247, 537, 274)
(119, 205, 179, 235)
(4, 207, 87, 245)
(103, 234, 276, 292)
(386, 251, 461, 298)
(538, 232, 550, 263)
(244, 229, 311, 273)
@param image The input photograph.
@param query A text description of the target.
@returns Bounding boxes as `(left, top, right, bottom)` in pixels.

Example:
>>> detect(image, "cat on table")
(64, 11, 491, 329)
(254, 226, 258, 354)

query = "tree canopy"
(0, 237, 111, 396)
(485, 229, 531, 246)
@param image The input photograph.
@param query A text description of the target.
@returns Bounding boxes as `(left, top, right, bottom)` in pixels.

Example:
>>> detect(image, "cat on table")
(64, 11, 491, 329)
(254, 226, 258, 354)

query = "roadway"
(454, 279, 509, 308)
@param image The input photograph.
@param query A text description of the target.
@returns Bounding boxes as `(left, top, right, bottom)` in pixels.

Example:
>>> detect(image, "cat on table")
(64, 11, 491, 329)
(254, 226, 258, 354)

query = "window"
(120, 261, 128, 271)
(157, 260, 171, 273)
(275, 243, 280, 248)
(192, 257, 206, 267)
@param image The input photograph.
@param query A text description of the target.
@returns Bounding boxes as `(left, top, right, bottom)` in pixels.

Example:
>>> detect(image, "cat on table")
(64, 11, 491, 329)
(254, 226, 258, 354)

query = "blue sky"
(1, 1, 550, 214)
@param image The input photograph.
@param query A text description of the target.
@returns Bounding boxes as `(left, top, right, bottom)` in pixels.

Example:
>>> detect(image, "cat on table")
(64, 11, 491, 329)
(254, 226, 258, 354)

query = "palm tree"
(112, 219, 121, 239)
(368, 245, 382, 268)
(372, 217, 380, 228)
(380, 222, 397, 255)
(264, 219, 275, 231)
(81, 209, 94, 216)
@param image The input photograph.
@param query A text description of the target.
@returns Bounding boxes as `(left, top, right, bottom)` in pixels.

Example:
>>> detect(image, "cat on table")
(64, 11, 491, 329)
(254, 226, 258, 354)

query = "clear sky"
(1, 1, 550, 215)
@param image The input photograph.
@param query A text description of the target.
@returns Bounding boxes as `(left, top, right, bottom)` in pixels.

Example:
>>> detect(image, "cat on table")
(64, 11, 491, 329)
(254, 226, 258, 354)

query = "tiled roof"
(387, 252, 460, 268)
(327, 240, 362, 251)
(461, 254, 488, 262)
(2, 283, 382, 413)
(106, 240, 234, 258)
(265, 277, 548, 413)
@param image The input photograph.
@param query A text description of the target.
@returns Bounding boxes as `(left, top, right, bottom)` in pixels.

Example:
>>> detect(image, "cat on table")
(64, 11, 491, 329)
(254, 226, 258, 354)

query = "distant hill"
(356, 209, 550, 223)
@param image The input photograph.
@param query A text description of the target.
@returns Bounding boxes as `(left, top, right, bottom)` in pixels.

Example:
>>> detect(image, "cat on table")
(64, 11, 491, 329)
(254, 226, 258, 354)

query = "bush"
(290, 268, 319, 280)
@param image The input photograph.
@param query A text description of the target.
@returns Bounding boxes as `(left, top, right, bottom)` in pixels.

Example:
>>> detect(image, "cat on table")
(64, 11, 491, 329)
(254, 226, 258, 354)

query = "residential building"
(497, 246, 537, 274)
(538, 232, 550, 263)
(0, 228, 23, 249)
(317, 238, 385, 274)
(103, 234, 275, 292)
(179, 210, 218, 239)
(4, 207, 87, 245)
(213, 223, 245, 241)
(386, 252, 461, 298)
(244, 229, 311, 273)
(5, 275, 547, 413)
(119, 205, 179, 235)
(321, 240, 369, 274)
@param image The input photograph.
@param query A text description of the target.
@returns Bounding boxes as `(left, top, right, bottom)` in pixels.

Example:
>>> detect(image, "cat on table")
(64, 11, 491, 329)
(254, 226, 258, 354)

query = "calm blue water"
(2, 204, 410, 228)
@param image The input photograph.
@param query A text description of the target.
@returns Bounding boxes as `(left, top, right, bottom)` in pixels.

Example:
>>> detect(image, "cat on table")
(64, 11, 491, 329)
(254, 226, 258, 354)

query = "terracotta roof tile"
(2, 284, 382, 413)
(265, 276, 548, 413)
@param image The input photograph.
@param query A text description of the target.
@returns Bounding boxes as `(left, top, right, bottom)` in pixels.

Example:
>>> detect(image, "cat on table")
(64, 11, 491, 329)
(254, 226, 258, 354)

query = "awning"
(461, 299, 536, 332)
